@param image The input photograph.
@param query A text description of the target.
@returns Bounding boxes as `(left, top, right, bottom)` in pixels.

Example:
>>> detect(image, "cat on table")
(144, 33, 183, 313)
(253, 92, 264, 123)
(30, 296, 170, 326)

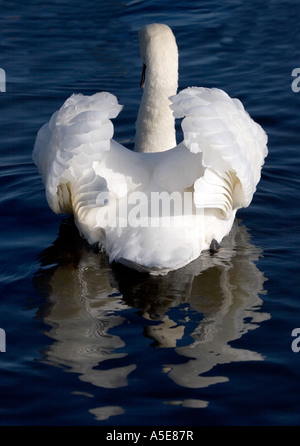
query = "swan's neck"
(134, 65, 178, 153)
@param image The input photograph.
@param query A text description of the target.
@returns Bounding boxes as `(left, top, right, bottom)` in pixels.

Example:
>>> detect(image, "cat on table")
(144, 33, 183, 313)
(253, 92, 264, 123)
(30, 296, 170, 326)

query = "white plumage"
(33, 23, 268, 274)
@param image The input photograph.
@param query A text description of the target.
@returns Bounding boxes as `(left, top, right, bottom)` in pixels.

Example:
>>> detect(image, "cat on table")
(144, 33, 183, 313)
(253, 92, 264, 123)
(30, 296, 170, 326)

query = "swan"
(33, 23, 268, 275)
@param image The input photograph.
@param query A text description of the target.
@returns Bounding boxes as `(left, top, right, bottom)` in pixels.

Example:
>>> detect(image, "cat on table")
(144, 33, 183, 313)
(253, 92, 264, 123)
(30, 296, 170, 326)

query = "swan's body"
(33, 24, 268, 274)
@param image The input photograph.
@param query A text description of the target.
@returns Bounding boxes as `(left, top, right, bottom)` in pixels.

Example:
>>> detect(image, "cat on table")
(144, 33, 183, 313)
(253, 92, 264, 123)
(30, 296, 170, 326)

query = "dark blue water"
(1, 0, 300, 426)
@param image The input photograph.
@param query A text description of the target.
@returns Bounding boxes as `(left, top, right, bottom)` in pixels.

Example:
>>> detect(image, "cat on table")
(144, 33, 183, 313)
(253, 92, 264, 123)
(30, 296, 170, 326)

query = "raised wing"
(171, 87, 268, 218)
(33, 92, 123, 215)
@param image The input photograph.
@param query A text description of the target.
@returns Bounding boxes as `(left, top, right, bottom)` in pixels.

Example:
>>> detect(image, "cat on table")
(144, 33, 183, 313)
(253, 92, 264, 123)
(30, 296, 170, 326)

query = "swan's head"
(139, 23, 178, 89)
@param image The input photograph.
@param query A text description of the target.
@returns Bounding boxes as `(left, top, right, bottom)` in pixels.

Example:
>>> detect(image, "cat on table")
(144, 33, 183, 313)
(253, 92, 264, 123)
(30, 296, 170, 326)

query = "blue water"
(1, 0, 300, 426)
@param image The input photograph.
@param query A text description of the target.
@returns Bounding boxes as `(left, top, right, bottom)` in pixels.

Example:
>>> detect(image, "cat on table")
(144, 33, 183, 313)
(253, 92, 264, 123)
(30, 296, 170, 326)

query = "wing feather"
(171, 87, 268, 218)
(33, 92, 123, 214)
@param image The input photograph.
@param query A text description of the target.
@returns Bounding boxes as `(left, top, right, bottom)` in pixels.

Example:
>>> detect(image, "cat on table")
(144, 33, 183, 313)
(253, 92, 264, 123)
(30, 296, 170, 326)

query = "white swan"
(33, 23, 268, 275)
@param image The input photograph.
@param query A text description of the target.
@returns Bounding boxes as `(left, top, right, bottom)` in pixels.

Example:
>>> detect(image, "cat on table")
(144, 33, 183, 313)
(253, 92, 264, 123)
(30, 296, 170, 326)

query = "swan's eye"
(140, 63, 146, 89)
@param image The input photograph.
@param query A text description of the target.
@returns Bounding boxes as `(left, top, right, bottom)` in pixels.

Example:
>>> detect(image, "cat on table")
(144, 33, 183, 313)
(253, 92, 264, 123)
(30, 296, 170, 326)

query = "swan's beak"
(140, 63, 146, 89)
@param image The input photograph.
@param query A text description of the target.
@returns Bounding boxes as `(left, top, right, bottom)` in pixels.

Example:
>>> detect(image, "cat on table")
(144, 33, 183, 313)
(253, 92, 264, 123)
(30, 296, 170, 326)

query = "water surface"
(1, 0, 300, 426)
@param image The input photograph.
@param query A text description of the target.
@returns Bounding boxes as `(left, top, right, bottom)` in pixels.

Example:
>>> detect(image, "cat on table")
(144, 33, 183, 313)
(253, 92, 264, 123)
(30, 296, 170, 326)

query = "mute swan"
(33, 23, 268, 275)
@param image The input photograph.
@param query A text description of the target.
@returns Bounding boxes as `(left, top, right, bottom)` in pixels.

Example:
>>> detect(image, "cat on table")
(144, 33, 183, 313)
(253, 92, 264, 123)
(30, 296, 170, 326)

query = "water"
(1, 0, 300, 427)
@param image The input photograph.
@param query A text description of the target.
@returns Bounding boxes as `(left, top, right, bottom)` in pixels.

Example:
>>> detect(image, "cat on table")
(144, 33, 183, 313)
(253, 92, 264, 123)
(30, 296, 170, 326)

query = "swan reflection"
(33, 218, 269, 419)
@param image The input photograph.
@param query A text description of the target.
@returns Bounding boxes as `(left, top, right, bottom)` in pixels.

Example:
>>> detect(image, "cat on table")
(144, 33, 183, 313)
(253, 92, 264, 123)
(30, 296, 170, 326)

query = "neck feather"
(134, 67, 178, 153)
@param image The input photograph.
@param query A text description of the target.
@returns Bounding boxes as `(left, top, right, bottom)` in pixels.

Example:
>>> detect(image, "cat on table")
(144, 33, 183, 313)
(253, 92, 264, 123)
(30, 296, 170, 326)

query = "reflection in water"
(33, 218, 269, 420)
